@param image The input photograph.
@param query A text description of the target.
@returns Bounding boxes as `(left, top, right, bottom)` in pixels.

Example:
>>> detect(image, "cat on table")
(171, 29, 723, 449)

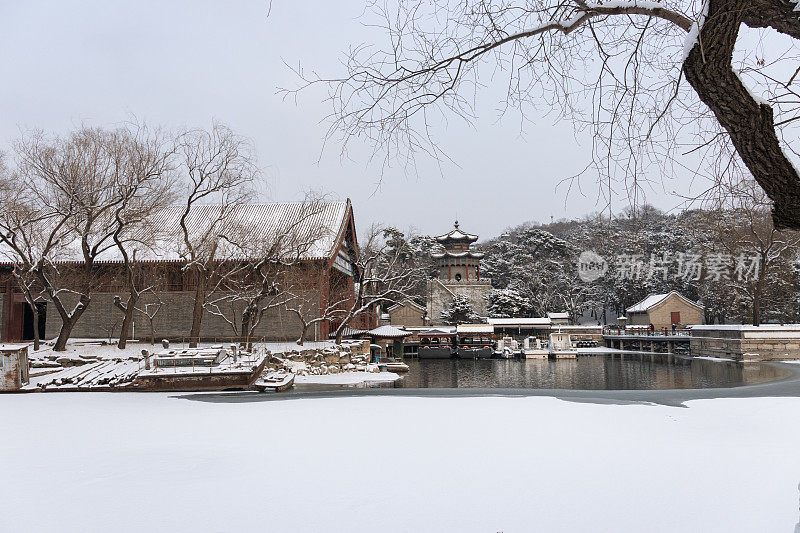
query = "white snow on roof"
(627, 293, 669, 313)
(547, 312, 569, 320)
(1, 201, 352, 264)
(367, 325, 413, 338)
(488, 317, 551, 326)
(419, 327, 456, 336)
(431, 251, 485, 259)
(456, 324, 494, 334)
(626, 291, 703, 313)
(435, 223, 479, 243)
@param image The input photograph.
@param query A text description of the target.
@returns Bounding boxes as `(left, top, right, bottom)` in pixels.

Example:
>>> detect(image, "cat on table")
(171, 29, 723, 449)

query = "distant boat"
(455, 324, 494, 359)
(549, 332, 578, 359)
(521, 336, 549, 359)
(418, 328, 457, 359)
(253, 371, 295, 392)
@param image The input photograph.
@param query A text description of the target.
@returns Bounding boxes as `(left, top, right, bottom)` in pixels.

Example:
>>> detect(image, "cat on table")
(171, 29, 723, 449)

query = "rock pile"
(266, 341, 377, 376)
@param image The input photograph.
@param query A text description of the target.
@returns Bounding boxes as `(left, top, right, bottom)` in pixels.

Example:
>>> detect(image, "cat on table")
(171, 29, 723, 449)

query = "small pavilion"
(432, 221, 485, 282)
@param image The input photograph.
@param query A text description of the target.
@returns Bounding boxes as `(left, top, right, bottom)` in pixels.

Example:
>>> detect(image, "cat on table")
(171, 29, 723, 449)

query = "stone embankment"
(266, 340, 377, 376)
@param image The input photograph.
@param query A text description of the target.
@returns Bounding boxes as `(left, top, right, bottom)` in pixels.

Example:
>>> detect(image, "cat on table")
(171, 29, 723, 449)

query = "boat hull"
(418, 346, 453, 359)
(254, 373, 295, 392)
(521, 349, 550, 359)
(456, 347, 493, 359)
(132, 357, 268, 392)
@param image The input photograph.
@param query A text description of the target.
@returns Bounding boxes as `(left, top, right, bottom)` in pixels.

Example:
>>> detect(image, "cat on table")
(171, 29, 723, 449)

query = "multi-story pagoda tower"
(427, 221, 491, 324)
(432, 221, 484, 282)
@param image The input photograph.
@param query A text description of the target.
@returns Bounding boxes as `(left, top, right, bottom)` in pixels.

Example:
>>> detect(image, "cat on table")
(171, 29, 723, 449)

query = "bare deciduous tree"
(175, 123, 258, 347)
(291, 0, 800, 229)
(706, 182, 800, 325)
(0, 162, 48, 350)
(0, 127, 166, 351)
(203, 197, 327, 348)
(110, 125, 177, 349)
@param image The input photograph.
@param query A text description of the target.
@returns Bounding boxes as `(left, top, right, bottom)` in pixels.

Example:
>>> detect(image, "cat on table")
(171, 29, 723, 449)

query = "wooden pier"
(602, 328, 691, 354)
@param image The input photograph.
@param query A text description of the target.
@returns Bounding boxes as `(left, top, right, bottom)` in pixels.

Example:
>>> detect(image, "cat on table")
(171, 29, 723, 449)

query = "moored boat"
(132, 344, 268, 391)
(253, 371, 296, 392)
(456, 324, 494, 359)
(418, 328, 457, 359)
(549, 331, 578, 359)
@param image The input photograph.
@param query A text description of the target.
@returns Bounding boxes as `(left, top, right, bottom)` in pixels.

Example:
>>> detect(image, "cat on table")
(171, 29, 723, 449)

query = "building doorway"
(22, 302, 46, 341)
(670, 311, 681, 325)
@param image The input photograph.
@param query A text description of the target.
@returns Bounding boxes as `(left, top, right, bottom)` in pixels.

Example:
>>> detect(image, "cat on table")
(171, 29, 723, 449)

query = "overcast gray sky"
(0, 0, 692, 239)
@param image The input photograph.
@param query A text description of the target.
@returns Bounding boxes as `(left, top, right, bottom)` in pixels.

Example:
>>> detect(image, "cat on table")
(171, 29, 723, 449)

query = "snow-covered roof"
(435, 221, 478, 243)
(456, 324, 494, 334)
(367, 325, 413, 338)
(431, 251, 485, 259)
(547, 312, 569, 320)
(0, 344, 28, 351)
(626, 291, 704, 313)
(487, 317, 551, 326)
(418, 327, 456, 337)
(334, 327, 369, 338)
(0, 200, 353, 265)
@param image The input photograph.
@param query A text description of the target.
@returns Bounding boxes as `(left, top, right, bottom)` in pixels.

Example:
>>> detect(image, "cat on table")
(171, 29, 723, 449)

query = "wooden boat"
(522, 348, 550, 359)
(549, 332, 578, 359)
(456, 345, 493, 359)
(418, 328, 457, 359)
(132, 345, 269, 391)
(253, 371, 295, 392)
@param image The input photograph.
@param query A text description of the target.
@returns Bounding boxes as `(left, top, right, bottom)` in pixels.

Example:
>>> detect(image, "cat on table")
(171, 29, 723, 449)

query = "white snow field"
(2, 393, 800, 532)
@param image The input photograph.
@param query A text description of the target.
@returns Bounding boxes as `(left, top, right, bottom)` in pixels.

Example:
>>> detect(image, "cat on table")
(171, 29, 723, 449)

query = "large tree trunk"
(29, 303, 40, 351)
(240, 305, 255, 349)
(189, 277, 206, 348)
(115, 292, 138, 350)
(51, 295, 90, 352)
(683, 0, 800, 230)
(54, 314, 81, 351)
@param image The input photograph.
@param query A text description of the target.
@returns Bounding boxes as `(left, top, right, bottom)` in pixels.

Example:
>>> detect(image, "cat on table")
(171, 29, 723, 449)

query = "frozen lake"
(3, 392, 800, 532)
(374, 355, 790, 390)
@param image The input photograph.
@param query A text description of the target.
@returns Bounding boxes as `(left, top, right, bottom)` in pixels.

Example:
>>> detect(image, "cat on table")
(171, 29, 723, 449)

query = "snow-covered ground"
(2, 393, 800, 532)
(26, 339, 392, 388)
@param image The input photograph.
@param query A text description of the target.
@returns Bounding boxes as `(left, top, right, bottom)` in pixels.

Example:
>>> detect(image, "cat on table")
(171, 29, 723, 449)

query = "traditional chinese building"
(427, 221, 491, 325)
(626, 291, 704, 330)
(0, 199, 372, 343)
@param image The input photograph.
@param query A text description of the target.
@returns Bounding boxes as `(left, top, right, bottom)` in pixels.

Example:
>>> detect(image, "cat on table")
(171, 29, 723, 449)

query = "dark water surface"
(389, 355, 790, 390)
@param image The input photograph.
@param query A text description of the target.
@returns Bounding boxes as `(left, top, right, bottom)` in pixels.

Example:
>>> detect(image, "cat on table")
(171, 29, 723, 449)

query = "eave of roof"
(431, 251, 485, 259)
